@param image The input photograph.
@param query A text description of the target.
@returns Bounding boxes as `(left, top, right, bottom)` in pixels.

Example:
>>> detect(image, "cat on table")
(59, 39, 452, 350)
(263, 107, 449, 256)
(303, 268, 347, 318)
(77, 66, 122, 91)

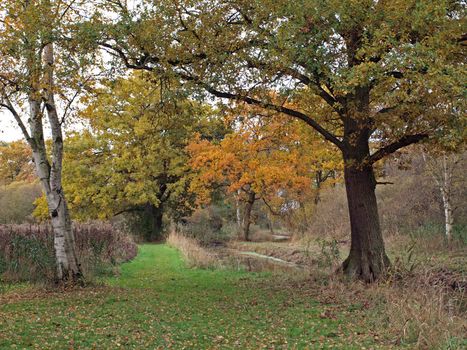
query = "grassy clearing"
(0, 244, 391, 349)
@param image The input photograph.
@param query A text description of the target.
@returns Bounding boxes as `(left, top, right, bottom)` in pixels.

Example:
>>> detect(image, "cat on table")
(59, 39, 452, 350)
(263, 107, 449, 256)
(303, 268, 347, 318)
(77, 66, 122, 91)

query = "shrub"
(0, 222, 137, 283)
(176, 205, 235, 245)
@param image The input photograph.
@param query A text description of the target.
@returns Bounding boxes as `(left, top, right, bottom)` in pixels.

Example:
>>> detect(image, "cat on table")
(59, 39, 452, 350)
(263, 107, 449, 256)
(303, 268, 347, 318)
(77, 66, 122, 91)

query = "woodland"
(0, 1, 466, 349)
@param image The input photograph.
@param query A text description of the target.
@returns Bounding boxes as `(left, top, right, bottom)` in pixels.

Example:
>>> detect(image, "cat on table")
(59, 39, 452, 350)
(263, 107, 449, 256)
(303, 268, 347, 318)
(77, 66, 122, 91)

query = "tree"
(423, 150, 466, 244)
(0, 0, 95, 283)
(54, 73, 224, 241)
(0, 141, 35, 185)
(0, 141, 40, 225)
(188, 108, 340, 240)
(103, 0, 466, 281)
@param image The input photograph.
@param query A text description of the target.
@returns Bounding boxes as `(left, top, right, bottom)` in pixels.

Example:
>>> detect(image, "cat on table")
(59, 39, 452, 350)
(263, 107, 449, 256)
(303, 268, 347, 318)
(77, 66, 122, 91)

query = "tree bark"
(423, 152, 458, 245)
(341, 160, 390, 282)
(440, 154, 454, 244)
(41, 43, 82, 283)
(242, 191, 256, 241)
(236, 189, 242, 230)
(2, 41, 83, 284)
(144, 203, 163, 241)
(442, 192, 454, 244)
(340, 85, 390, 282)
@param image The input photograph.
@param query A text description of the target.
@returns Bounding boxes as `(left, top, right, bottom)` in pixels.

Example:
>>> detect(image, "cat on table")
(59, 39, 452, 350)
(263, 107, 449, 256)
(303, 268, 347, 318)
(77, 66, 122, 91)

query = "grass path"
(1, 245, 387, 349)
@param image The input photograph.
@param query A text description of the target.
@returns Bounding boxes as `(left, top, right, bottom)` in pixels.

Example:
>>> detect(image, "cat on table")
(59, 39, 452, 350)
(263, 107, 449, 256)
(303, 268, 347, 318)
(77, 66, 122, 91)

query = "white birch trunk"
(440, 155, 454, 243)
(423, 151, 459, 245)
(42, 42, 82, 282)
(236, 189, 242, 230)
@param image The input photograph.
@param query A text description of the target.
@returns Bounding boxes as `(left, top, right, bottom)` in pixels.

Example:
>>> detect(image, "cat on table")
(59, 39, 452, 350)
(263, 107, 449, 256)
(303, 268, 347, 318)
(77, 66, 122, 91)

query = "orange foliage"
(187, 108, 341, 210)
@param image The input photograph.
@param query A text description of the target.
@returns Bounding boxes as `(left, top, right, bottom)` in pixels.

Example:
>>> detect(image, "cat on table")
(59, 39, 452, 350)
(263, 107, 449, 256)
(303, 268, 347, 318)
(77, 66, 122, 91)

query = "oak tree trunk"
(144, 203, 164, 242)
(342, 160, 390, 282)
(336, 82, 390, 281)
(242, 191, 256, 241)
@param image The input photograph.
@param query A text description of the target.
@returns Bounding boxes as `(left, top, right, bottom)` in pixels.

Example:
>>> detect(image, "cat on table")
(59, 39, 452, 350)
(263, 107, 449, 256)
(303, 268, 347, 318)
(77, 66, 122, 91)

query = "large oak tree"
(101, 0, 465, 281)
(36, 73, 225, 241)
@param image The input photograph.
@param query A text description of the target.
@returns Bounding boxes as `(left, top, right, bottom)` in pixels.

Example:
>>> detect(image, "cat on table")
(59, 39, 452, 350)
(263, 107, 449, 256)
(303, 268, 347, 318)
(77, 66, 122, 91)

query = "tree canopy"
(97, 0, 465, 280)
(37, 73, 227, 240)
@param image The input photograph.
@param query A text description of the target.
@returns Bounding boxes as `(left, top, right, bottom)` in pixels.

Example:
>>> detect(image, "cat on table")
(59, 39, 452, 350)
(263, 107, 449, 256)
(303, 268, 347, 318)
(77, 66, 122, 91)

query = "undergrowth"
(166, 230, 219, 269)
(0, 222, 137, 284)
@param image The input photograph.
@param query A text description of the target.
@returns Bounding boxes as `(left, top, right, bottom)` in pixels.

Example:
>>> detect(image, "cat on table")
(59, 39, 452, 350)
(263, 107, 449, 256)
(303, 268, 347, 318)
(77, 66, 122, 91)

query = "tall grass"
(0, 222, 137, 283)
(367, 278, 466, 348)
(166, 230, 219, 269)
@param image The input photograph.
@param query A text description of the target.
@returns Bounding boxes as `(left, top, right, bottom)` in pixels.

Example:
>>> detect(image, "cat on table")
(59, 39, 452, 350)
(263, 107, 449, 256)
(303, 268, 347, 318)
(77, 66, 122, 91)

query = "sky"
(0, 109, 24, 142)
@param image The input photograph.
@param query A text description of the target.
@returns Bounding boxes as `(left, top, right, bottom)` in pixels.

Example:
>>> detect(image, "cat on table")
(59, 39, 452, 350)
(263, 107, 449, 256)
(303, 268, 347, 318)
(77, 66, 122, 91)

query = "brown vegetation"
(0, 223, 137, 283)
(166, 230, 219, 269)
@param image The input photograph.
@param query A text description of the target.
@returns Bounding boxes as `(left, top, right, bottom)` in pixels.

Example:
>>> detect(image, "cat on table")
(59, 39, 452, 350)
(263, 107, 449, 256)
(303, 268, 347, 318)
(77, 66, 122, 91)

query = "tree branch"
(99, 43, 344, 148)
(0, 94, 34, 147)
(369, 133, 429, 164)
(177, 72, 344, 149)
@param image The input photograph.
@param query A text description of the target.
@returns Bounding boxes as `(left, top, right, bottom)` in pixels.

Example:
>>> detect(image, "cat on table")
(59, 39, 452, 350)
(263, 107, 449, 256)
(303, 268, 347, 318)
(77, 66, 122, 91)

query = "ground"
(0, 244, 392, 349)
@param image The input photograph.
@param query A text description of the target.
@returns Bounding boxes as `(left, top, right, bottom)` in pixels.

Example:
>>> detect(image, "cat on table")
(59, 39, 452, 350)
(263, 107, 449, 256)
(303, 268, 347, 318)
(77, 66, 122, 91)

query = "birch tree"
(423, 151, 466, 244)
(0, 0, 93, 283)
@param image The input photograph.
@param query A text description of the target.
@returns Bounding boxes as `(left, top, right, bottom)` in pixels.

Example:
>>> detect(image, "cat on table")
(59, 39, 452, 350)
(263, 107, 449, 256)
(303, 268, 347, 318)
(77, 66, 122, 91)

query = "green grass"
(0, 245, 388, 349)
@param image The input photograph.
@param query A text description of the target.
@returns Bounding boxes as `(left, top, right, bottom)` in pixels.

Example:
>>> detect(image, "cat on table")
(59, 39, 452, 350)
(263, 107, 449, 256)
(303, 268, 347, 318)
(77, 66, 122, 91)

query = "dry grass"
(245, 233, 466, 350)
(370, 285, 465, 349)
(279, 272, 460, 350)
(300, 262, 466, 349)
(166, 231, 219, 269)
(248, 228, 274, 242)
(0, 223, 137, 283)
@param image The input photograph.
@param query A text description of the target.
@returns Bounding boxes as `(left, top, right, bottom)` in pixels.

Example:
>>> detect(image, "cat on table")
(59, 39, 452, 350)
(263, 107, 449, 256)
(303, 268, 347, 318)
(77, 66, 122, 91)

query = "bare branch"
(370, 133, 429, 164)
(197, 82, 344, 149)
(0, 94, 34, 146)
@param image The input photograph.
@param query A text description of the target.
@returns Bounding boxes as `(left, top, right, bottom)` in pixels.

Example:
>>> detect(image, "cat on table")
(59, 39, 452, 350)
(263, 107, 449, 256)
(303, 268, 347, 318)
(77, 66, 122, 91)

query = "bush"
(0, 222, 137, 283)
(177, 205, 235, 245)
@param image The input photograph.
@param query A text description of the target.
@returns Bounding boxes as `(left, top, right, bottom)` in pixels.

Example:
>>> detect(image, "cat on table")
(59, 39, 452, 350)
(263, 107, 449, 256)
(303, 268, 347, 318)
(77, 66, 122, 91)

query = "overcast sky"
(0, 110, 24, 142)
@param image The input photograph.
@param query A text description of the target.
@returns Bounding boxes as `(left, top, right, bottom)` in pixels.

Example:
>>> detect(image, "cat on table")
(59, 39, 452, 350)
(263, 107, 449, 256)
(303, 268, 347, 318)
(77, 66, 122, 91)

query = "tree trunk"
(423, 152, 459, 245)
(236, 189, 242, 230)
(342, 161, 390, 282)
(340, 94, 390, 282)
(45, 189, 82, 283)
(242, 191, 256, 241)
(0, 2, 82, 284)
(144, 203, 163, 241)
(36, 43, 82, 284)
(29, 124, 82, 283)
(440, 155, 454, 244)
(442, 193, 454, 244)
(314, 170, 323, 204)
